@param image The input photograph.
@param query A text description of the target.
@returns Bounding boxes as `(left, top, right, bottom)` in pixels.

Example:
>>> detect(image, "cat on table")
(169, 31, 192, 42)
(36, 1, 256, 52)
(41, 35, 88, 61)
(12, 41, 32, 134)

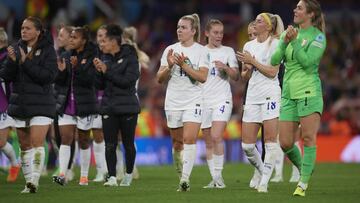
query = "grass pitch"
(1, 163, 360, 203)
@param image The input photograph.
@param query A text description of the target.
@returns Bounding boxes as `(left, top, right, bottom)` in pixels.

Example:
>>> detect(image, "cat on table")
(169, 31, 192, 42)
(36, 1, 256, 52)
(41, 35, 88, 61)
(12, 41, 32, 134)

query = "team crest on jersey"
(81, 59, 87, 64)
(117, 59, 123, 64)
(315, 34, 325, 42)
(35, 49, 41, 56)
(301, 39, 308, 47)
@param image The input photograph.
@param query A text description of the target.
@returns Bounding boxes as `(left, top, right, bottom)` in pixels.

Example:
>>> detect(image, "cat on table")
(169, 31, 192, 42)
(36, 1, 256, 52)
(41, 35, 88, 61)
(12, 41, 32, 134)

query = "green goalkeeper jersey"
(271, 26, 326, 99)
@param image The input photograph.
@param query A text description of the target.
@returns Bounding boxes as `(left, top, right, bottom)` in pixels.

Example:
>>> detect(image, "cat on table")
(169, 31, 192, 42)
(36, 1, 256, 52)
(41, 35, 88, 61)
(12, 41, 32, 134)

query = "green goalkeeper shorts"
(279, 96, 323, 122)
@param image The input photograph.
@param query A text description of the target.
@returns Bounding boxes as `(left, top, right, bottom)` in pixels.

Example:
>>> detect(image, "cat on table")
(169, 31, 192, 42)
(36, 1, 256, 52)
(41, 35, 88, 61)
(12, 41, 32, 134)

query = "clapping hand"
(236, 51, 254, 65)
(7, 46, 16, 62)
(166, 49, 176, 69)
(93, 58, 107, 73)
(70, 56, 78, 68)
(57, 58, 66, 71)
(284, 25, 298, 43)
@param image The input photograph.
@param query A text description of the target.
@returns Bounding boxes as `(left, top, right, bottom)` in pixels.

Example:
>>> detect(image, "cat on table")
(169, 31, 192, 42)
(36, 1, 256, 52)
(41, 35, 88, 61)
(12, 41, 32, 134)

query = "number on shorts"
(195, 108, 202, 116)
(219, 105, 225, 114)
(267, 102, 276, 110)
(210, 67, 216, 76)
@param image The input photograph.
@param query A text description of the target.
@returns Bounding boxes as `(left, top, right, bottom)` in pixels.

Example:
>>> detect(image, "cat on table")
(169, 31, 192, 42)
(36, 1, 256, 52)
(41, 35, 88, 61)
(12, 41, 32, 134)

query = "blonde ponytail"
(181, 13, 201, 42)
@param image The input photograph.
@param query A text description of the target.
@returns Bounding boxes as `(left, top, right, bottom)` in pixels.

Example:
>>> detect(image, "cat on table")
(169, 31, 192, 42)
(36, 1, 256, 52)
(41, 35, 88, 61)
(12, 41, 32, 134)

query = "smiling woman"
(271, 0, 327, 197)
(0, 16, 58, 193)
(156, 13, 210, 192)
(93, 24, 141, 187)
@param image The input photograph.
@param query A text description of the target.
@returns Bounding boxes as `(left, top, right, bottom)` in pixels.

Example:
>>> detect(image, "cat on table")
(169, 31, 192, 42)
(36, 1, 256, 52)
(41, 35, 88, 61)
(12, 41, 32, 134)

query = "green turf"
(1, 163, 360, 203)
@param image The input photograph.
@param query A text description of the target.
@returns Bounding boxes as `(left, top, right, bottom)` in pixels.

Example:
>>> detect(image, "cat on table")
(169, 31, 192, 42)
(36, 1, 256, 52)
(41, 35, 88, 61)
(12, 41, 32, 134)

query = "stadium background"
(0, 0, 359, 168)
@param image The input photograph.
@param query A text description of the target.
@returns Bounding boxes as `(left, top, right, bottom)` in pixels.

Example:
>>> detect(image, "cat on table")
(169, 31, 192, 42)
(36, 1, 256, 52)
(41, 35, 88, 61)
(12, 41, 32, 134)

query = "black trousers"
(103, 114, 138, 177)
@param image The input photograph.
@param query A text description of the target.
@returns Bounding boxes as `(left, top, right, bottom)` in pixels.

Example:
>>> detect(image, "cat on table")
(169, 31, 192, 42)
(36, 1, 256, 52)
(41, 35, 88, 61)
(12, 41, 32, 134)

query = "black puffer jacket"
(96, 44, 140, 115)
(0, 31, 58, 119)
(55, 42, 98, 117)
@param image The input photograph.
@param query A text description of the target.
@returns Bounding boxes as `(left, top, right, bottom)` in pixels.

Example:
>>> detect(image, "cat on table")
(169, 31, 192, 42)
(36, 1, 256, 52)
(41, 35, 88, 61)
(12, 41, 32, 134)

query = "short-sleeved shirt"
(160, 42, 209, 110)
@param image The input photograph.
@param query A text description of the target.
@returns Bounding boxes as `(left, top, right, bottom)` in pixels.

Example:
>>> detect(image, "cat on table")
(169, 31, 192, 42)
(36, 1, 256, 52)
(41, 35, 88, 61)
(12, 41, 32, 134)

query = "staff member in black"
(0, 16, 57, 193)
(93, 24, 140, 187)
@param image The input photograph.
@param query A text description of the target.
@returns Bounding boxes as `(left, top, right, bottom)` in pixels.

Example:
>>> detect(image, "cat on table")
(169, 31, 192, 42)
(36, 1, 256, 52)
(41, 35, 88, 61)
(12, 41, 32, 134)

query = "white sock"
(59, 145, 71, 175)
(116, 144, 124, 172)
(93, 141, 107, 174)
(20, 149, 33, 183)
(1, 142, 18, 166)
(80, 148, 91, 177)
(213, 154, 224, 179)
(259, 143, 277, 186)
(273, 143, 284, 177)
(206, 158, 215, 179)
(242, 143, 264, 174)
(32, 147, 45, 186)
(181, 144, 196, 181)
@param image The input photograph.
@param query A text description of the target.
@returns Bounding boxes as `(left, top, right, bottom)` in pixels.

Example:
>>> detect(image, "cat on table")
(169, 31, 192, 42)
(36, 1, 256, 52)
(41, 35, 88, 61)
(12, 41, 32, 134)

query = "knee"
(172, 139, 183, 151)
(280, 142, 293, 152)
(105, 143, 117, 152)
(242, 143, 256, 154)
(212, 134, 223, 144)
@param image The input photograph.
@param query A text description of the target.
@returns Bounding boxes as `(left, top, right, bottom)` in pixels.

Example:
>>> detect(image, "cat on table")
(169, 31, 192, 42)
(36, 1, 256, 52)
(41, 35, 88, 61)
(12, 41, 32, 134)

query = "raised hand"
(93, 58, 107, 73)
(70, 56, 78, 68)
(236, 51, 254, 65)
(166, 49, 175, 69)
(285, 25, 298, 43)
(173, 52, 187, 67)
(7, 46, 16, 62)
(214, 60, 226, 70)
(19, 47, 26, 64)
(57, 58, 66, 71)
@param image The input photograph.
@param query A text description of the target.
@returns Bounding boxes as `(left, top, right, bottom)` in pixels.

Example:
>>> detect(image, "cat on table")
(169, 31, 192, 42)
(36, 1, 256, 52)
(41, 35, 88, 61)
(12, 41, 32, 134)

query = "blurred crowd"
(0, 0, 359, 137)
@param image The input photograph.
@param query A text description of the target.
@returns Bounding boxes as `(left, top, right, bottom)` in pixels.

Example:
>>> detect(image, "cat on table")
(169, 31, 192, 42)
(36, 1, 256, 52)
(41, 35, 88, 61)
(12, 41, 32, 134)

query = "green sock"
(300, 146, 316, 184)
(284, 145, 302, 171)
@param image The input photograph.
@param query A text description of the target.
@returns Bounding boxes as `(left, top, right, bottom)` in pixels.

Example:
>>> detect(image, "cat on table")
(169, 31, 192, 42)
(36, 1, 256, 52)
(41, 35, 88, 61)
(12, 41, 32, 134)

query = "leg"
(119, 114, 138, 174)
(241, 122, 263, 189)
(202, 127, 215, 179)
(30, 125, 50, 187)
(0, 127, 20, 182)
(290, 127, 301, 182)
(116, 132, 124, 180)
(280, 121, 302, 170)
(211, 121, 227, 180)
(103, 116, 120, 178)
(170, 127, 184, 179)
(299, 113, 320, 185)
(92, 128, 107, 181)
(118, 114, 138, 186)
(258, 118, 278, 192)
(78, 128, 91, 184)
(58, 125, 75, 178)
(180, 122, 200, 182)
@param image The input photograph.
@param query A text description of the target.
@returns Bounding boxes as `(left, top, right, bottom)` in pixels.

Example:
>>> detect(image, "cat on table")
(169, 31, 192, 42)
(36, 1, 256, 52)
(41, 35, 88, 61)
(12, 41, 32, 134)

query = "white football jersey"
(203, 45, 238, 108)
(160, 42, 209, 110)
(243, 37, 281, 104)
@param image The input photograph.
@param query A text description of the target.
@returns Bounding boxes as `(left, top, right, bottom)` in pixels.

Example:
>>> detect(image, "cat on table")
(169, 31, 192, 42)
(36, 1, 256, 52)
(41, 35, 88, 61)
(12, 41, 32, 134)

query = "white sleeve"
(198, 48, 210, 69)
(160, 46, 170, 66)
(227, 48, 239, 68)
(269, 39, 279, 55)
(242, 42, 249, 52)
